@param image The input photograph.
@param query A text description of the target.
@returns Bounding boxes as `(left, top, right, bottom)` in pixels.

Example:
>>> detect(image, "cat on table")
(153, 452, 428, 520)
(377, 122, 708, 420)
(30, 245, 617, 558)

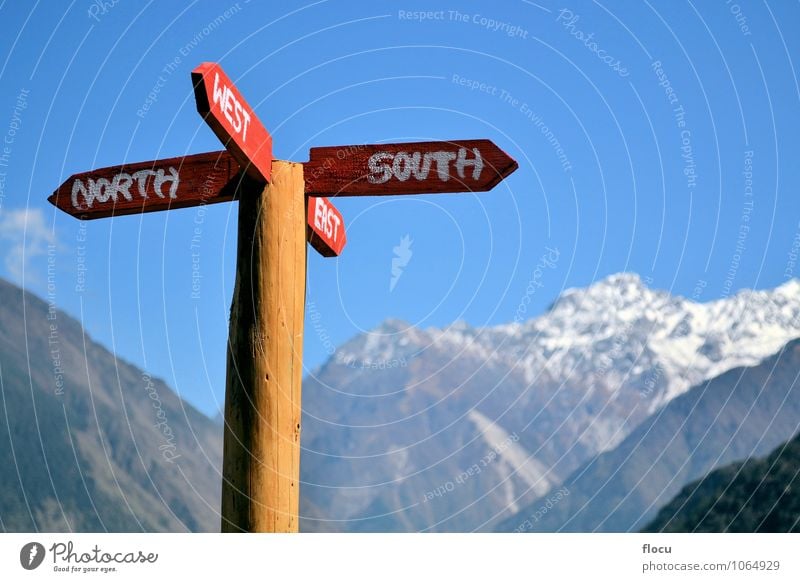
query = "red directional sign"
(43, 58, 522, 534)
(307, 195, 346, 257)
(303, 139, 517, 197)
(48, 149, 347, 257)
(47, 151, 243, 220)
(192, 62, 273, 183)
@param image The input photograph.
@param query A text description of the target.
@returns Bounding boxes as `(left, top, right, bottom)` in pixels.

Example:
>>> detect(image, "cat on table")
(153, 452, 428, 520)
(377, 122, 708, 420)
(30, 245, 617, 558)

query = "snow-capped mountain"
(300, 274, 800, 531)
(497, 338, 800, 532)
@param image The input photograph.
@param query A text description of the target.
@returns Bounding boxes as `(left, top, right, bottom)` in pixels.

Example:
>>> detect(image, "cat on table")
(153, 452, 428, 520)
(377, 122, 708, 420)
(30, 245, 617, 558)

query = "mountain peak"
(599, 271, 646, 287)
(580, 272, 654, 296)
(447, 319, 472, 332)
(373, 318, 413, 334)
(304, 273, 800, 532)
(549, 272, 663, 317)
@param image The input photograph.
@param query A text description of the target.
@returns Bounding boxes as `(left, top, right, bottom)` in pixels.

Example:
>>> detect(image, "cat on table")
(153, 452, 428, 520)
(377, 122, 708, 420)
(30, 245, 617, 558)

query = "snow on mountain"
(412, 273, 800, 416)
(467, 409, 554, 506)
(500, 276, 796, 442)
(302, 274, 800, 531)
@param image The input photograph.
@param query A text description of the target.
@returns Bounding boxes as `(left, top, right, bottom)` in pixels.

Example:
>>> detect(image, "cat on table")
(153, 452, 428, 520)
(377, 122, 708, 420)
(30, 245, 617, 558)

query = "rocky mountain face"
(0, 278, 222, 532)
(300, 274, 800, 531)
(3, 272, 798, 533)
(496, 338, 800, 532)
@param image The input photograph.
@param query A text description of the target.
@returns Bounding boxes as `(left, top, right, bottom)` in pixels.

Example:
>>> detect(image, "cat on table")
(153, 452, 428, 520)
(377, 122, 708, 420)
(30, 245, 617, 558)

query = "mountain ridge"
(2, 272, 798, 532)
(0, 276, 223, 532)
(496, 338, 800, 532)
(301, 273, 800, 531)
(643, 430, 800, 533)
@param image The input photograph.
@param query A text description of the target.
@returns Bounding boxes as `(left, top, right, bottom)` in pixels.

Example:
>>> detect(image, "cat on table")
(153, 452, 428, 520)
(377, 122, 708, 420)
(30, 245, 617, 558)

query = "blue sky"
(0, 1, 798, 417)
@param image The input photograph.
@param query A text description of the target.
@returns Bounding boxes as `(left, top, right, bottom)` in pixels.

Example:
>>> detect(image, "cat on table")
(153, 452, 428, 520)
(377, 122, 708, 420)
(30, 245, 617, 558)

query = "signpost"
(46, 62, 517, 532)
(307, 195, 346, 257)
(47, 151, 242, 219)
(49, 149, 347, 258)
(191, 62, 272, 183)
(304, 139, 517, 197)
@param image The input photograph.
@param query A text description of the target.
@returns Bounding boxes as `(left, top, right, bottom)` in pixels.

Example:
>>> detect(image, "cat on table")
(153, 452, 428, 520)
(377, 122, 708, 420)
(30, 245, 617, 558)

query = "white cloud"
(0, 207, 57, 282)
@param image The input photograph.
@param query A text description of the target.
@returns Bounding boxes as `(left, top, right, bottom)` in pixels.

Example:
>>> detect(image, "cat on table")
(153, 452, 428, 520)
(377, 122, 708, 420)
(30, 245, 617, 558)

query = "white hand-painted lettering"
(212, 71, 252, 142)
(70, 167, 179, 209)
(455, 147, 484, 179)
(429, 151, 457, 181)
(366, 148, 483, 184)
(313, 197, 341, 242)
(153, 167, 180, 199)
(367, 152, 393, 184)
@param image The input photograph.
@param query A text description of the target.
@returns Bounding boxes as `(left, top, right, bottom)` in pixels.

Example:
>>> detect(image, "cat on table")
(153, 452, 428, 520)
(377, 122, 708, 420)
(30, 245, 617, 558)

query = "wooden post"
(221, 160, 306, 532)
(47, 61, 519, 534)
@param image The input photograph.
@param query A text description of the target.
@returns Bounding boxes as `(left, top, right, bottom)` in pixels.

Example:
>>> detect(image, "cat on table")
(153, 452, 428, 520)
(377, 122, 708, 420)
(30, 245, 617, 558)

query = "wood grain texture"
(47, 150, 242, 220)
(221, 161, 306, 532)
(303, 139, 518, 197)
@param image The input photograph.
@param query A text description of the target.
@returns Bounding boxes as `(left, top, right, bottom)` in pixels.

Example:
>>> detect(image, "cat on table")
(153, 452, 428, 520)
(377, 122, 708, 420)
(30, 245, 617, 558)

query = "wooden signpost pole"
(190, 64, 311, 532)
(222, 162, 306, 532)
(46, 61, 517, 533)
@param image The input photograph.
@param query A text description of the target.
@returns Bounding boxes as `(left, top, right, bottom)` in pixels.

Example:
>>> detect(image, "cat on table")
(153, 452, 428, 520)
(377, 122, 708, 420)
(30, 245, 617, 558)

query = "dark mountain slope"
(496, 338, 800, 532)
(643, 431, 800, 532)
(0, 278, 223, 532)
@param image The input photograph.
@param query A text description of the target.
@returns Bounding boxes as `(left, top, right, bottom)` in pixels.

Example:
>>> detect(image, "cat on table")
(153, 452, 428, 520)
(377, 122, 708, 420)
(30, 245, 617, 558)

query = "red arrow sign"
(47, 151, 243, 220)
(48, 150, 347, 257)
(192, 62, 273, 183)
(307, 195, 346, 257)
(303, 139, 517, 197)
